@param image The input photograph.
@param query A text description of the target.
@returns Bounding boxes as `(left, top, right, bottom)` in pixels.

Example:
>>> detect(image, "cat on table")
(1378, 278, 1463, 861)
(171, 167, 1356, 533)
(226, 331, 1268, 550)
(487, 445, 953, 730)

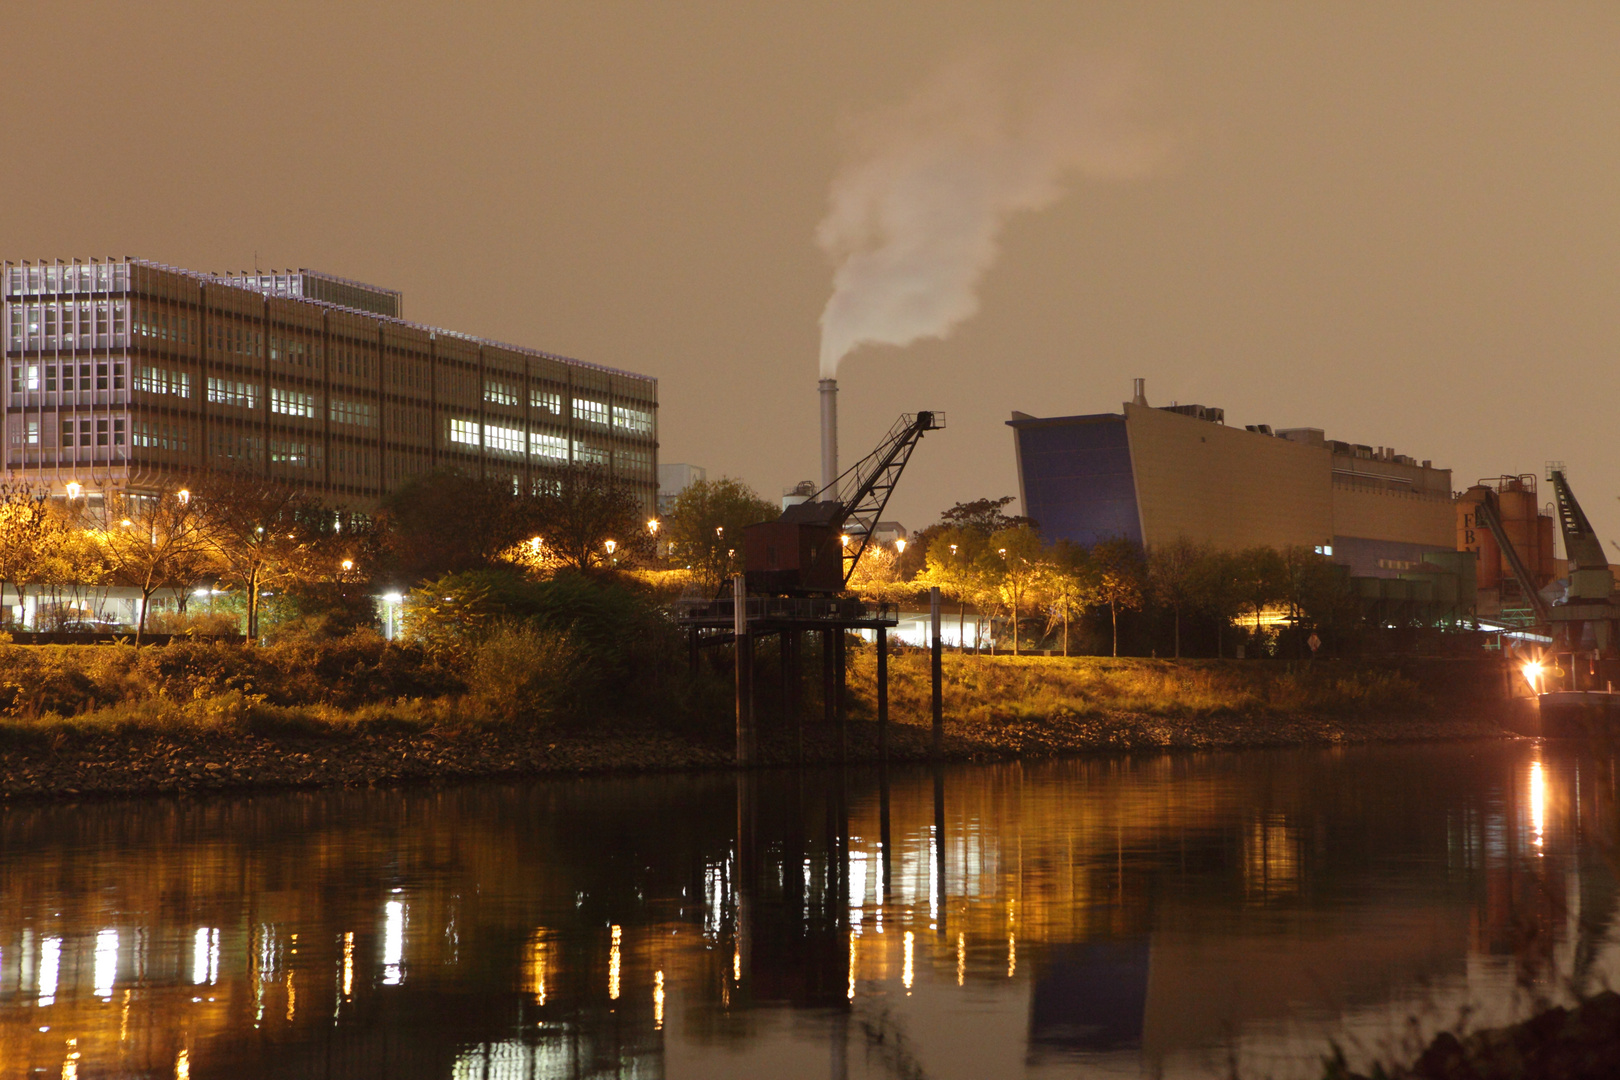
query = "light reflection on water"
(0, 742, 1614, 1078)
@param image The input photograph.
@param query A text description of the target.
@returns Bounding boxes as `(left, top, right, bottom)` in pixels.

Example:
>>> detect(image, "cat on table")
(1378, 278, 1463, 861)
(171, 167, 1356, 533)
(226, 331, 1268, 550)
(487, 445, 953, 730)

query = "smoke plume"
(817, 53, 1166, 378)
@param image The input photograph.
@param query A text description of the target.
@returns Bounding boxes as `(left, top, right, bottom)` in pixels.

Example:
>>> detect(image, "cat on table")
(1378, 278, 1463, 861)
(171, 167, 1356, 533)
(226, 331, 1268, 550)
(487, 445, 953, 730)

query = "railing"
(671, 596, 898, 625)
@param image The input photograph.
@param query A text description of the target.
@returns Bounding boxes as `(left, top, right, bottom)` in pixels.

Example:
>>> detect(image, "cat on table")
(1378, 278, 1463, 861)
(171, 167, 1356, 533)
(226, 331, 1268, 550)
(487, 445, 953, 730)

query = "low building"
(657, 463, 706, 514)
(1007, 381, 1455, 577)
(3, 258, 659, 512)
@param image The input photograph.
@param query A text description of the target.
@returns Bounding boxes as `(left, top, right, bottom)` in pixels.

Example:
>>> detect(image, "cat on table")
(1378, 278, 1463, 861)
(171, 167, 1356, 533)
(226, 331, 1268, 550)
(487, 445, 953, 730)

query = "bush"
(464, 623, 586, 724)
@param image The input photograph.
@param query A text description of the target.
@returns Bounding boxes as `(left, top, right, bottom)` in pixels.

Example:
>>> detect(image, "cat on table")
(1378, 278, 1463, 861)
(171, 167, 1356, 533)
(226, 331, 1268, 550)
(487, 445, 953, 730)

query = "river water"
(0, 742, 1615, 1079)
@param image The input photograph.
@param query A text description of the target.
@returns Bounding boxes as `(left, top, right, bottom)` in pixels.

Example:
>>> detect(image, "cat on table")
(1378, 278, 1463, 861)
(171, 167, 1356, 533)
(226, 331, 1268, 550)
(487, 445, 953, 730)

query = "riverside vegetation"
(0, 470, 1513, 798)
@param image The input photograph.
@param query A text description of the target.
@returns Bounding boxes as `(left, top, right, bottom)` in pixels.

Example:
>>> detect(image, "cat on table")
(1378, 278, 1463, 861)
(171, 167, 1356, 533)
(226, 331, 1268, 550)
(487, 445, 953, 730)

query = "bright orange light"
(895, 538, 907, 554)
(176, 489, 190, 505)
(340, 559, 354, 572)
(647, 518, 660, 534)
(1530, 761, 1546, 850)
(1523, 661, 1544, 693)
(604, 539, 617, 555)
(840, 534, 851, 548)
(64, 481, 82, 500)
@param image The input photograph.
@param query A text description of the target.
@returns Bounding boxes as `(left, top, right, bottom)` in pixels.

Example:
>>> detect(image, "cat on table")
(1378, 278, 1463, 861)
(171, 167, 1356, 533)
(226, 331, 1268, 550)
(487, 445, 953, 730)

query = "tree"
(1091, 538, 1146, 657)
(97, 484, 218, 644)
(378, 471, 528, 583)
(1148, 537, 1215, 661)
(0, 486, 69, 628)
(192, 475, 325, 639)
(531, 466, 649, 572)
(1234, 546, 1289, 636)
(917, 527, 989, 651)
(1040, 539, 1095, 657)
(990, 526, 1043, 655)
(847, 542, 911, 604)
(939, 496, 1036, 536)
(662, 478, 777, 590)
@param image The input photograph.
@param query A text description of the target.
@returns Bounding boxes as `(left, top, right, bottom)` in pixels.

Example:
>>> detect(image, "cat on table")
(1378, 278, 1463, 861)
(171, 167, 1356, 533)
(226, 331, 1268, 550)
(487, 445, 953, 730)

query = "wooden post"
(781, 630, 800, 763)
(930, 586, 943, 760)
(733, 575, 752, 766)
(822, 627, 836, 733)
(877, 625, 889, 762)
(835, 626, 848, 763)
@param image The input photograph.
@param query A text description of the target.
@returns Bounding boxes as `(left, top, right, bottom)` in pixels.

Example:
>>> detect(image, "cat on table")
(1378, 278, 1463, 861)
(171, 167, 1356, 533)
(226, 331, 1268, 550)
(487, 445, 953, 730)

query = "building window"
(135, 366, 190, 397)
(530, 431, 568, 461)
(485, 380, 518, 406)
(485, 423, 524, 456)
(572, 439, 608, 466)
(207, 377, 258, 410)
(532, 389, 563, 415)
(96, 418, 109, 446)
(329, 398, 376, 427)
(613, 404, 653, 435)
(449, 418, 480, 446)
(573, 397, 608, 426)
(270, 387, 317, 418)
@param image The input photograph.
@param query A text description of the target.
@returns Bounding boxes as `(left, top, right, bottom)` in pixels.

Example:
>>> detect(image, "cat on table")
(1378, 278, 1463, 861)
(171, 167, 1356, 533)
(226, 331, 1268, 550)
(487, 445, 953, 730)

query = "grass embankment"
(837, 651, 1511, 758)
(0, 638, 1512, 800)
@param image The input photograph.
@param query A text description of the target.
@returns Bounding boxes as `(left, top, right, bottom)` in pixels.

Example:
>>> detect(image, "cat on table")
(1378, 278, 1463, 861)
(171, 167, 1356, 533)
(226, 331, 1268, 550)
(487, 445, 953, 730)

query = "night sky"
(7, 3, 1619, 546)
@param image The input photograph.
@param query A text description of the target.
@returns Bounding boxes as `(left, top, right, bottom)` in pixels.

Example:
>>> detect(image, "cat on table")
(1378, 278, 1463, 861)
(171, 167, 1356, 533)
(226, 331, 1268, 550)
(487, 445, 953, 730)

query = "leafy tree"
(1090, 538, 1146, 657)
(917, 527, 990, 650)
(990, 526, 1043, 655)
(939, 496, 1036, 536)
(97, 485, 219, 644)
(190, 475, 321, 639)
(0, 486, 69, 628)
(1040, 539, 1095, 657)
(663, 478, 777, 590)
(531, 466, 649, 572)
(1234, 546, 1289, 636)
(378, 471, 527, 583)
(1148, 537, 1216, 660)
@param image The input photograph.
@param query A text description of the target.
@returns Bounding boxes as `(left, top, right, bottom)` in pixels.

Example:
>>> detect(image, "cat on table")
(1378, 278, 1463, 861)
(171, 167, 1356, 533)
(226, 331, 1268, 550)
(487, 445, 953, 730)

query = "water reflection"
(0, 743, 1613, 1078)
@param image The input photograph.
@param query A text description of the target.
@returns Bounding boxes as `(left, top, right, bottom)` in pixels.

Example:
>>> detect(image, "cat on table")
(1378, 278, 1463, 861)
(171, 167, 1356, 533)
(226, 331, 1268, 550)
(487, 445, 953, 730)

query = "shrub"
(464, 623, 586, 724)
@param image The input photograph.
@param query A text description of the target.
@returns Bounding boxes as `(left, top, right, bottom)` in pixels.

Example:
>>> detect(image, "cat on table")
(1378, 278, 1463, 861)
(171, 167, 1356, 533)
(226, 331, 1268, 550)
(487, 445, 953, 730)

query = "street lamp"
(176, 489, 191, 506)
(647, 518, 660, 534)
(381, 592, 403, 641)
(715, 526, 724, 540)
(604, 539, 617, 555)
(64, 481, 82, 501)
(894, 538, 907, 554)
(950, 543, 958, 558)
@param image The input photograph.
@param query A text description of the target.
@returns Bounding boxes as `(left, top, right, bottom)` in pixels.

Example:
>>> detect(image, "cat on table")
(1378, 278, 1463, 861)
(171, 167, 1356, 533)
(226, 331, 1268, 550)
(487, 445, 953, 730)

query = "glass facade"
(1008, 414, 1143, 546)
(1, 259, 659, 512)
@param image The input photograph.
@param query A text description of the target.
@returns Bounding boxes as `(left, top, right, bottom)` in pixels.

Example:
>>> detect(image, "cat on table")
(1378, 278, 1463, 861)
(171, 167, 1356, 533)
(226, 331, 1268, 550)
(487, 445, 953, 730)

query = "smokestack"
(1132, 377, 1148, 406)
(819, 378, 838, 494)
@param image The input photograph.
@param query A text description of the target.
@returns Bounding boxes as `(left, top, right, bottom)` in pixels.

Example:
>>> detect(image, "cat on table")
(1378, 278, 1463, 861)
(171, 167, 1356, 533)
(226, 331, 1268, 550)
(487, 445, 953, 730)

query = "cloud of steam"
(817, 53, 1166, 378)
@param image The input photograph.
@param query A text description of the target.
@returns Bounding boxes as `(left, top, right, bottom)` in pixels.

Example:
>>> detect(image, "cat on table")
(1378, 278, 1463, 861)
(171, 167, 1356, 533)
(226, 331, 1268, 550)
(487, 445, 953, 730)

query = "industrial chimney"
(819, 378, 838, 494)
(1132, 378, 1148, 406)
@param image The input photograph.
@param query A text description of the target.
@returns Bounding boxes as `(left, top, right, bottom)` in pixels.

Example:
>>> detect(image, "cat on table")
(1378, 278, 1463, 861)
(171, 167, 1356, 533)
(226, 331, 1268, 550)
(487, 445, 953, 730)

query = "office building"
(2, 258, 658, 512)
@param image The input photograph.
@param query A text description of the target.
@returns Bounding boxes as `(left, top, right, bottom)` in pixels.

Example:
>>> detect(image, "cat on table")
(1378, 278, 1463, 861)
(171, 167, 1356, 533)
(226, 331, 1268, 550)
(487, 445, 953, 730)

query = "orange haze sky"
(7, 3, 1620, 546)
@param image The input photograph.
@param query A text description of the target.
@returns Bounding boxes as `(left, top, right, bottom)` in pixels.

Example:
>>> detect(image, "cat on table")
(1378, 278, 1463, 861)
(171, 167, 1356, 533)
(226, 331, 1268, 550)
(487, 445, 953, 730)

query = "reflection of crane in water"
(851, 1001, 931, 1080)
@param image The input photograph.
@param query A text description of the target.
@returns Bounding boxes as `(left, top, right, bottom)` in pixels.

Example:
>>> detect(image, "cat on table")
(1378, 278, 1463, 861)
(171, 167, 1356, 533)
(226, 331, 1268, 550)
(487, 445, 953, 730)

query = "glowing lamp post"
(381, 593, 403, 641)
(64, 481, 83, 501)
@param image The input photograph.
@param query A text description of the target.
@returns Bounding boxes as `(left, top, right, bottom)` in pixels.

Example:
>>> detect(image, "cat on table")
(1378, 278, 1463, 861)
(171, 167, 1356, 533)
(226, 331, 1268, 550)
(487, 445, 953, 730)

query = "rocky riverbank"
(0, 701, 1512, 801)
(1332, 991, 1620, 1080)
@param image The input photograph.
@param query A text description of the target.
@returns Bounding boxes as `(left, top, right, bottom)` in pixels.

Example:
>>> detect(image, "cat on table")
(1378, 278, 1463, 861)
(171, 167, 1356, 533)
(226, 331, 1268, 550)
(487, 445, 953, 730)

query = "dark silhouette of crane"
(745, 411, 944, 596)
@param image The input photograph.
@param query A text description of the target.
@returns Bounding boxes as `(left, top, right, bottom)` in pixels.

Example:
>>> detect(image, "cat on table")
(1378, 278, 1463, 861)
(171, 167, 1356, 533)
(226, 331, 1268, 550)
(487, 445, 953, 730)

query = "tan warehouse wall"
(1124, 403, 1334, 551)
(1331, 486, 1455, 547)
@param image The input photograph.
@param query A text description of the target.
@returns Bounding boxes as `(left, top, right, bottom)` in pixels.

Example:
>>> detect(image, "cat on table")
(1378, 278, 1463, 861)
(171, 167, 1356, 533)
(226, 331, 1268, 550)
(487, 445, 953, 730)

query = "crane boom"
(745, 410, 944, 595)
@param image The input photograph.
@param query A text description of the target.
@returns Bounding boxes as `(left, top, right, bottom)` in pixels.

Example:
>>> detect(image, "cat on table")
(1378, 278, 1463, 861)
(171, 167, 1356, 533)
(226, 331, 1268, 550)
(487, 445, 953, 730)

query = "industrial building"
(2, 258, 659, 512)
(1007, 381, 1456, 578)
